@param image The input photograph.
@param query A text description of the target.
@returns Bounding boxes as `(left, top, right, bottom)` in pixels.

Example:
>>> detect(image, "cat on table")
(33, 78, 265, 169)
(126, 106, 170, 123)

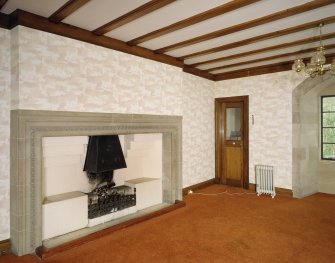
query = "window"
(321, 96, 335, 160)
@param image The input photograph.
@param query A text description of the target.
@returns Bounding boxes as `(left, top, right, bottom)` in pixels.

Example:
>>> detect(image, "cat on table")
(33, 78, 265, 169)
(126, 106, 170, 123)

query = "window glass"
(226, 108, 241, 141)
(322, 96, 335, 160)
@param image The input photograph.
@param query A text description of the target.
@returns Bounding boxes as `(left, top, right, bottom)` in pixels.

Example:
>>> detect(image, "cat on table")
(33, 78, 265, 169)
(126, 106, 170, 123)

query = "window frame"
(321, 95, 335, 161)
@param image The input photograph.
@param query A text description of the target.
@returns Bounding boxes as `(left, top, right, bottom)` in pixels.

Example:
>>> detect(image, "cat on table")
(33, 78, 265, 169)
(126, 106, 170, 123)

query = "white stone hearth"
(42, 192, 88, 240)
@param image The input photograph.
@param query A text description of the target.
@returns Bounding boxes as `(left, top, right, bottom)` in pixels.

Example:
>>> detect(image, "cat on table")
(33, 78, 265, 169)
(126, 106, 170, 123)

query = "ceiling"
(1, 0, 334, 80)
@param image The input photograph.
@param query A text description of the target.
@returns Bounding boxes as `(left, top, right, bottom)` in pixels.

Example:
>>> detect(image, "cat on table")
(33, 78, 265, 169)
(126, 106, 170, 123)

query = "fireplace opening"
(84, 135, 135, 219)
(42, 133, 163, 241)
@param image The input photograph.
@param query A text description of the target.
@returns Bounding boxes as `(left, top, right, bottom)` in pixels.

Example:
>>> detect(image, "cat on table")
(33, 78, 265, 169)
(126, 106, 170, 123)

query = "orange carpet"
(1, 184, 335, 263)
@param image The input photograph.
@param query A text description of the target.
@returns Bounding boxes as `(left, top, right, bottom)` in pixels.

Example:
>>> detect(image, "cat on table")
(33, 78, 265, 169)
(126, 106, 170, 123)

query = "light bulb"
(292, 59, 305, 72)
(305, 63, 316, 76)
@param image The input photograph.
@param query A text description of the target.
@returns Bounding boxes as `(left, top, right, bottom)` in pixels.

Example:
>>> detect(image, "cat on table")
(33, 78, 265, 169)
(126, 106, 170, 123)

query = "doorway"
(215, 96, 249, 189)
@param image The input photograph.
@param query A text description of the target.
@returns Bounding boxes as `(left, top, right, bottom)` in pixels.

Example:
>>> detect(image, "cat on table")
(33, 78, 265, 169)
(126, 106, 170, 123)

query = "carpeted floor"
(1, 184, 335, 263)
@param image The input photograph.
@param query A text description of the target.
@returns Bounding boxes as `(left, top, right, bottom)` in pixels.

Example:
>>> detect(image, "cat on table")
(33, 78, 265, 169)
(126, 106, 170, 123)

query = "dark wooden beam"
(190, 32, 335, 67)
(214, 55, 335, 81)
(183, 66, 215, 81)
(49, 0, 91, 23)
(206, 43, 335, 73)
(127, 0, 260, 46)
(215, 62, 294, 81)
(0, 12, 9, 29)
(10, 10, 183, 68)
(180, 16, 335, 60)
(155, 0, 335, 54)
(93, 0, 176, 36)
(0, 0, 8, 10)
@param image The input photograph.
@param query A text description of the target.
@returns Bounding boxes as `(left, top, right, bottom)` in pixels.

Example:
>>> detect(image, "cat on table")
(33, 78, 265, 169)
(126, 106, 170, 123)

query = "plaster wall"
(0, 26, 215, 241)
(0, 28, 11, 241)
(292, 75, 335, 197)
(295, 84, 319, 196)
(2, 24, 329, 243)
(214, 72, 306, 189)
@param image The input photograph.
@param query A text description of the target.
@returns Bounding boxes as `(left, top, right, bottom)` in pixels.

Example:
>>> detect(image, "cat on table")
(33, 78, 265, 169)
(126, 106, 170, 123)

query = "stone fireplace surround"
(10, 110, 182, 256)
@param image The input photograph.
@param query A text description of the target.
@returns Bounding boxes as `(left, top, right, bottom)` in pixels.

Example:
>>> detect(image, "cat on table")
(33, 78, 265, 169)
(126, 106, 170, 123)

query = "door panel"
(215, 96, 249, 189)
(225, 146, 242, 182)
(224, 102, 243, 187)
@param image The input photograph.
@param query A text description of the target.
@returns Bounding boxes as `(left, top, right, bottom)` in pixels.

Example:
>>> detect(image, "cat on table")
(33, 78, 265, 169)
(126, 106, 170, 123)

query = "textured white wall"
(0, 25, 309, 241)
(0, 28, 11, 241)
(214, 72, 305, 189)
(182, 74, 215, 187)
(0, 26, 215, 240)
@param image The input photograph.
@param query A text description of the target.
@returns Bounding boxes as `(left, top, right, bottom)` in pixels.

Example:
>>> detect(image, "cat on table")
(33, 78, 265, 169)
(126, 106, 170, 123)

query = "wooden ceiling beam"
(215, 62, 293, 81)
(0, 12, 9, 29)
(93, 0, 176, 36)
(214, 54, 335, 81)
(11, 10, 183, 68)
(49, 0, 91, 23)
(207, 43, 335, 73)
(127, 0, 260, 46)
(155, 0, 335, 54)
(180, 16, 335, 60)
(183, 66, 215, 80)
(0, 0, 8, 10)
(190, 32, 335, 68)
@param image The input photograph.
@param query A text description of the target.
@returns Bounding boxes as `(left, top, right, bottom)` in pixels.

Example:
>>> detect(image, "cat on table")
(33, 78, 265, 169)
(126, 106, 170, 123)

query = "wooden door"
(215, 96, 249, 188)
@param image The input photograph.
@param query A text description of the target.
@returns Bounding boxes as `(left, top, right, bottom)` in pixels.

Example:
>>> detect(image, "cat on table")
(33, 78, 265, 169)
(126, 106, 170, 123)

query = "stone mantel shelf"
(125, 177, 160, 184)
(43, 191, 85, 205)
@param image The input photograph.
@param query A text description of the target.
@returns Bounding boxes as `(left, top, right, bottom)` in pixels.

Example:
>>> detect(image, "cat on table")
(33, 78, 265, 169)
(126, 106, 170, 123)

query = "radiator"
(255, 165, 276, 198)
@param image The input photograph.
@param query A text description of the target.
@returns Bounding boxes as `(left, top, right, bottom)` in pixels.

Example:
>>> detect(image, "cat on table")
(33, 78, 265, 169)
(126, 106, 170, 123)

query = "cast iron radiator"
(255, 165, 276, 198)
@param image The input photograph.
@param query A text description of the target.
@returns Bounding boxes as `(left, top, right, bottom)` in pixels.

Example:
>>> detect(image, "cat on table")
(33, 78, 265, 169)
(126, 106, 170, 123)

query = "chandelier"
(292, 23, 335, 77)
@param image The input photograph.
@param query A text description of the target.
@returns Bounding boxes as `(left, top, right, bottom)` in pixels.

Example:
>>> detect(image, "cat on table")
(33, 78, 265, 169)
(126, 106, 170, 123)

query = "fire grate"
(88, 185, 136, 219)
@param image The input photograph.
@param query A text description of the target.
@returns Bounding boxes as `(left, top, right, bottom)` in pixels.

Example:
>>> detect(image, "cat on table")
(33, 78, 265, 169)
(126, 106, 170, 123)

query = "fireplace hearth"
(84, 134, 136, 219)
(10, 110, 182, 256)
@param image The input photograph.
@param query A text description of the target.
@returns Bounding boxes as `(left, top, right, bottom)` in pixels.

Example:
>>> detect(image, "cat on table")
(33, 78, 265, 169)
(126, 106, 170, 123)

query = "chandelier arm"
(319, 23, 323, 46)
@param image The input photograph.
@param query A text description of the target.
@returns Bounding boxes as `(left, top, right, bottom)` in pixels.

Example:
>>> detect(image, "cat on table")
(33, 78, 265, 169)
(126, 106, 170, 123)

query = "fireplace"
(10, 110, 182, 256)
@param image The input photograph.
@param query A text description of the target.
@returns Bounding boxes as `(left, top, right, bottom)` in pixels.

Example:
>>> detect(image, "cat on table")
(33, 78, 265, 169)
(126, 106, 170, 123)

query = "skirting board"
(249, 183, 293, 198)
(0, 239, 11, 255)
(182, 179, 216, 196)
(183, 180, 292, 198)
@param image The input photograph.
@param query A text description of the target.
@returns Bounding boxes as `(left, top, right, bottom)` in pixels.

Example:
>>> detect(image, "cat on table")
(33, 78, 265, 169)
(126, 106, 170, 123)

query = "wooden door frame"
(215, 96, 249, 189)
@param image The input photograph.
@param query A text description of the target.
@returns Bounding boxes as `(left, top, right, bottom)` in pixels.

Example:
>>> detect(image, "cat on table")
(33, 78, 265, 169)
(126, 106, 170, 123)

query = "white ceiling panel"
(165, 4, 335, 58)
(184, 23, 335, 65)
(105, 0, 231, 41)
(138, 0, 311, 50)
(1, 0, 69, 16)
(63, 0, 150, 31)
(197, 38, 335, 70)
(211, 47, 335, 74)
(1, 0, 333, 79)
